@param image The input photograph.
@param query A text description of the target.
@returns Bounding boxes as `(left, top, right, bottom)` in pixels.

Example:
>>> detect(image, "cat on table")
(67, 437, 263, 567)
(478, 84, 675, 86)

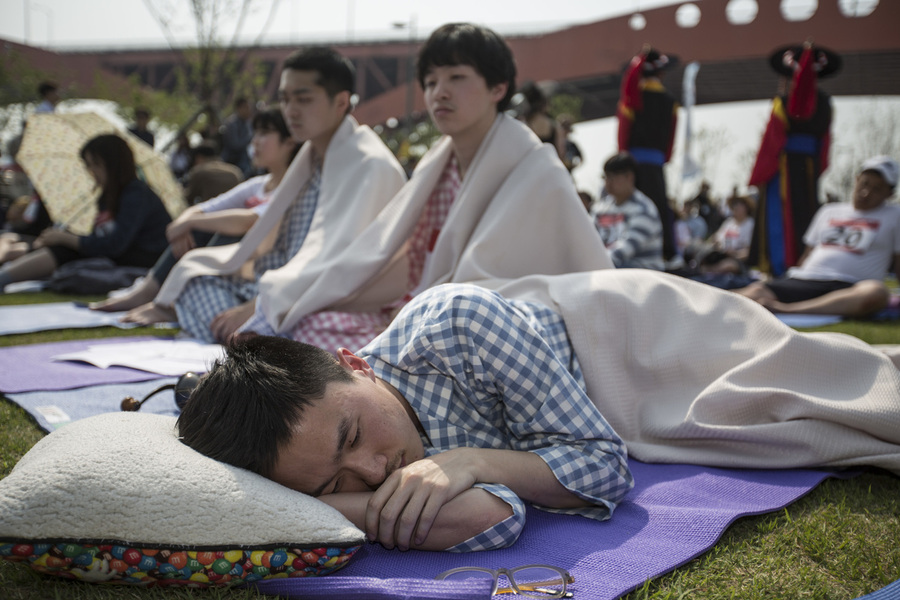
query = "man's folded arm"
(317, 485, 518, 551)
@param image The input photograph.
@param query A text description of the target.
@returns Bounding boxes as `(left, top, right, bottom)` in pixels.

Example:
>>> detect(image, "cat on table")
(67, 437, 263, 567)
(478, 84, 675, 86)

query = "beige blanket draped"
(257, 114, 614, 334)
(155, 116, 407, 307)
(496, 269, 900, 474)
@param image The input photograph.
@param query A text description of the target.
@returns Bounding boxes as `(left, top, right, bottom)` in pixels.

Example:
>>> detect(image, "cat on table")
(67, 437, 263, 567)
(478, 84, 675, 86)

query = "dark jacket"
(78, 179, 171, 258)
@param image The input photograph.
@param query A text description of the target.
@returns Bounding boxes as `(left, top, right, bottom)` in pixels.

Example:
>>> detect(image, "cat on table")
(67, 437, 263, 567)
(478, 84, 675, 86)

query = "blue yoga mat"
(5, 379, 178, 432)
(0, 302, 143, 336)
(853, 578, 900, 600)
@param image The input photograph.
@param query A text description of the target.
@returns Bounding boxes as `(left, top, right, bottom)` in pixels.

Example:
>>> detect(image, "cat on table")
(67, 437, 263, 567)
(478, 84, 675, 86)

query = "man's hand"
(320, 447, 589, 551)
(365, 448, 479, 550)
(166, 207, 201, 244)
(166, 220, 192, 243)
(319, 486, 512, 552)
(209, 300, 255, 343)
(169, 233, 195, 258)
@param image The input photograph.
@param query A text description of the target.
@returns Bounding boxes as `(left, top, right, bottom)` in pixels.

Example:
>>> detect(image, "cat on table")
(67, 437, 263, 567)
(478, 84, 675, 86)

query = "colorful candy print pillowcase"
(0, 412, 365, 587)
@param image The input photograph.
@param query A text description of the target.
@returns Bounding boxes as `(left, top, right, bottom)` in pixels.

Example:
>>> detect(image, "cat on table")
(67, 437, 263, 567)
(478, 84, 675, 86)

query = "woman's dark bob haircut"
(416, 23, 517, 112)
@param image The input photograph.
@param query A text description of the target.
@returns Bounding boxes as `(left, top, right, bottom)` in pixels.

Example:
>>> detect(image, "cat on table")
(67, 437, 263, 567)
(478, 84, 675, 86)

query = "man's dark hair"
(177, 336, 354, 478)
(416, 22, 517, 112)
(282, 46, 356, 98)
(603, 152, 637, 177)
(80, 134, 136, 217)
(252, 105, 291, 140)
(134, 107, 151, 120)
(38, 81, 57, 97)
(253, 105, 301, 163)
(192, 140, 219, 160)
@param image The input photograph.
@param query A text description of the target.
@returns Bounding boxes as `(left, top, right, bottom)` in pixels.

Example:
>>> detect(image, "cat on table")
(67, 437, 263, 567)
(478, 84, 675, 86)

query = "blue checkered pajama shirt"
(359, 284, 634, 552)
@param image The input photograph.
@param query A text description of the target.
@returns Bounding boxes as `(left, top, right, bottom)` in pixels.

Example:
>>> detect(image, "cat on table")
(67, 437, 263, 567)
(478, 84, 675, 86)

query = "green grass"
(0, 292, 898, 599)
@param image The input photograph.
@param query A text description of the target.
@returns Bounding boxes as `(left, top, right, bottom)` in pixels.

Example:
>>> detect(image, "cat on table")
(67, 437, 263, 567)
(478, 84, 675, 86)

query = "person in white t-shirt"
(699, 194, 755, 275)
(736, 156, 900, 317)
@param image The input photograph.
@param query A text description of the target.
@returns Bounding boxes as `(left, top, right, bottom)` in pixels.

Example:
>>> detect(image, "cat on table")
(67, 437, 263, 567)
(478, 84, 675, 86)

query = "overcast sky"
(1, 0, 687, 49)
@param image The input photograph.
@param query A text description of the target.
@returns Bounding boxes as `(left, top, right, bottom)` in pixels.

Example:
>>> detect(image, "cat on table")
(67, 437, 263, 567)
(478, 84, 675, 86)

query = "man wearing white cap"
(737, 155, 900, 317)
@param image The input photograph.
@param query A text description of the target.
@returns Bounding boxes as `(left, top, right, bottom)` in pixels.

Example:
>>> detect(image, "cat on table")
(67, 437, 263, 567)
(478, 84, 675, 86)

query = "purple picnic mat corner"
(253, 461, 846, 600)
(0, 336, 169, 394)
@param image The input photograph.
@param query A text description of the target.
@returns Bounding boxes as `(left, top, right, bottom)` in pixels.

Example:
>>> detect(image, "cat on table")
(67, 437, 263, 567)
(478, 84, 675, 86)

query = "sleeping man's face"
(269, 351, 426, 497)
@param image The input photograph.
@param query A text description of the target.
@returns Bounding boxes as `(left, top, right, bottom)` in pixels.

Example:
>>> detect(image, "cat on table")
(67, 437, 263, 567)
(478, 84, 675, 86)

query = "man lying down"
(177, 269, 900, 553)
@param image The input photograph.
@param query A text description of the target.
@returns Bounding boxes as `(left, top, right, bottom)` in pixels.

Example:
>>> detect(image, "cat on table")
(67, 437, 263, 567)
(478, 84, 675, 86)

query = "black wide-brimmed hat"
(642, 48, 678, 74)
(769, 44, 842, 78)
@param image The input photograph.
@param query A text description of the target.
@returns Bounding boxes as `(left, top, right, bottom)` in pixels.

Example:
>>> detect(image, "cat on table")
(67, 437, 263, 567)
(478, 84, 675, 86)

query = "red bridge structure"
(4, 0, 899, 126)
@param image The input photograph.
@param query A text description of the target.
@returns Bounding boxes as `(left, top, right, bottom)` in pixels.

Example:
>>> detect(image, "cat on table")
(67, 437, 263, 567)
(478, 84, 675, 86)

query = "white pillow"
(0, 412, 365, 587)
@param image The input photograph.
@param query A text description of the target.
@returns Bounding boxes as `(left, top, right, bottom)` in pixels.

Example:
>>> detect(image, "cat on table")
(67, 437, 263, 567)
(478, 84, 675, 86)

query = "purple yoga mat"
(0, 337, 168, 393)
(253, 462, 844, 600)
(254, 577, 493, 600)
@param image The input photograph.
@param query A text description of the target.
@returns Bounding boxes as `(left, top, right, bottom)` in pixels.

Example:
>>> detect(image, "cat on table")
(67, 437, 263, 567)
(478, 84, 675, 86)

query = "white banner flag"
(682, 61, 701, 180)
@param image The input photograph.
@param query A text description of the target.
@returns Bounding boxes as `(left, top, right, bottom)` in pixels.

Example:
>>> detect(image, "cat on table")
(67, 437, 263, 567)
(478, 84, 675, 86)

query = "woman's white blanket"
(257, 114, 613, 334)
(497, 269, 900, 474)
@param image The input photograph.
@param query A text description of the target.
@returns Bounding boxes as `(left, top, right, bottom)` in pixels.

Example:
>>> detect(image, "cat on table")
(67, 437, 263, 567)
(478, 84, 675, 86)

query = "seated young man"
(178, 270, 900, 553)
(129, 46, 407, 342)
(236, 22, 612, 350)
(590, 151, 665, 270)
(736, 156, 900, 318)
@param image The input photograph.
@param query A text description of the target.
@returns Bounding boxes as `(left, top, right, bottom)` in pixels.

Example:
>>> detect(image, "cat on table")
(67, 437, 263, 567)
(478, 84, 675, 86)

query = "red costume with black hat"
(747, 43, 841, 277)
(617, 47, 679, 261)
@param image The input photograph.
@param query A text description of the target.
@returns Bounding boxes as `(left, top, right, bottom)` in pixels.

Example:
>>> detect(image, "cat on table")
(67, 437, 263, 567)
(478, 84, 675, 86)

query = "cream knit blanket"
(497, 269, 900, 473)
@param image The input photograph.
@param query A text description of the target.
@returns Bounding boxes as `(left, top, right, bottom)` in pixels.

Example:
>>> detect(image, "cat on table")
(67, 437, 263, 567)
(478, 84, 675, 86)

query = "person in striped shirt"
(590, 152, 665, 270)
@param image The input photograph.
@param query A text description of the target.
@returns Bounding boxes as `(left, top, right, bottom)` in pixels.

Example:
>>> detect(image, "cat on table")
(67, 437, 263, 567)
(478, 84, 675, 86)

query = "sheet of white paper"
(52, 339, 224, 375)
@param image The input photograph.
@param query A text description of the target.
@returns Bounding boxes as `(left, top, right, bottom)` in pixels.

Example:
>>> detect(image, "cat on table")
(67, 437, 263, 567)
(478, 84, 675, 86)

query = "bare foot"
(121, 302, 177, 326)
(90, 277, 160, 312)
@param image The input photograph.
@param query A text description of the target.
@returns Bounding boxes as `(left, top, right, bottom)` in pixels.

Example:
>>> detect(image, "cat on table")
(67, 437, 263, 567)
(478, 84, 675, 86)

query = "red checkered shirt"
(289, 156, 461, 351)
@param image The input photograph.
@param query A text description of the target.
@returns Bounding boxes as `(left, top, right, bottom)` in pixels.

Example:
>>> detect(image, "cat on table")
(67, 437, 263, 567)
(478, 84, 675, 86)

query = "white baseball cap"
(860, 155, 899, 188)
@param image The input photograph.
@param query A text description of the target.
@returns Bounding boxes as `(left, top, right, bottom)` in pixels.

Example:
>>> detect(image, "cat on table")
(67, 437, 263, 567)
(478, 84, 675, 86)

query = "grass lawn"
(0, 291, 898, 600)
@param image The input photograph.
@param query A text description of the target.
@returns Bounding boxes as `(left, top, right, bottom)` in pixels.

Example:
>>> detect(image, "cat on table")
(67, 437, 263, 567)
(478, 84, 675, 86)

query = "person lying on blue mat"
(177, 271, 900, 553)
